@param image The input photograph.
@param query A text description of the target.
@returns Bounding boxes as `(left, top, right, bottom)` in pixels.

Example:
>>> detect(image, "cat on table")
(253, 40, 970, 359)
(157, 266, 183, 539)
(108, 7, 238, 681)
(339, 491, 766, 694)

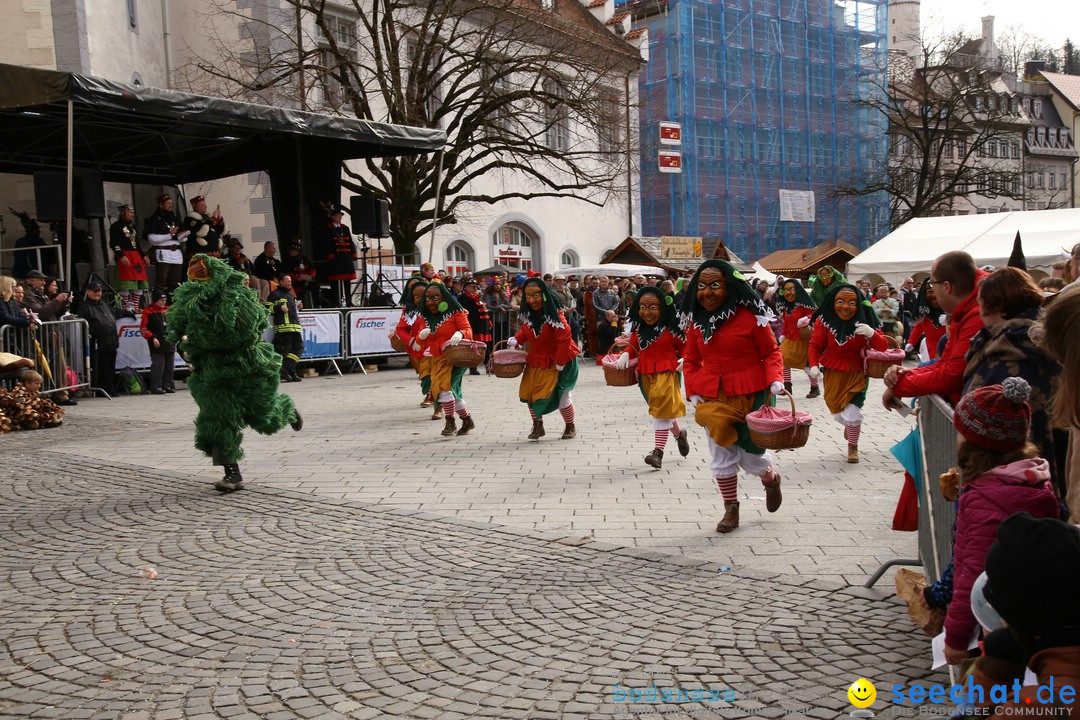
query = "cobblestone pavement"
(0, 450, 936, 720)
(14, 359, 919, 586)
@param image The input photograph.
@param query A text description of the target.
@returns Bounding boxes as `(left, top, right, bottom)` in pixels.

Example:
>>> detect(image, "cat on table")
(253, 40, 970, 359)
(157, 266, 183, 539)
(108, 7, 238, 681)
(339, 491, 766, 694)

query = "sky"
(920, 0, 1080, 51)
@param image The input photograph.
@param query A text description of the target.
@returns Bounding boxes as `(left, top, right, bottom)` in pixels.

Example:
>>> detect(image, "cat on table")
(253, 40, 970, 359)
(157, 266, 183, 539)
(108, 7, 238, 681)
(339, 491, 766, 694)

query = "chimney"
(981, 16, 996, 61)
(1025, 60, 1047, 80)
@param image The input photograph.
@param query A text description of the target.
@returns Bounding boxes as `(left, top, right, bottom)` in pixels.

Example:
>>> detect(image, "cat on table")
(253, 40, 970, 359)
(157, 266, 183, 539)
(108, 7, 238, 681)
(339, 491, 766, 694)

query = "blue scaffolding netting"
(622, 0, 891, 260)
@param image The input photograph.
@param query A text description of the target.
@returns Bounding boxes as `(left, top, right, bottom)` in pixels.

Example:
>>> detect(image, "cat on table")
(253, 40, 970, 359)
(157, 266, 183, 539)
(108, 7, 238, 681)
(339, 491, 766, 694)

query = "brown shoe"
(715, 501, 740, 533)
(806, 386, 820, 399)
(644, 448, 663, 469)
(528, 419, 545, 440)
(441, 416, 457, 436)
(848, 444, 859, 463)
(456, 415, 475, 436)
(560, 423, 576, 440)
(420, 396, 433, 408)
(762, 472, 782, 513)
(432, 405, 444, 420)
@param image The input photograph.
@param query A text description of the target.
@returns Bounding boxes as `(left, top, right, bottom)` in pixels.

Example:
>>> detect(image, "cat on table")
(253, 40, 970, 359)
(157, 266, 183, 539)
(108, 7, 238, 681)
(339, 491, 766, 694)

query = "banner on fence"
(347, 308, 404, 356)
(261, 311, 342, 359)
(115, 319, 185, 371)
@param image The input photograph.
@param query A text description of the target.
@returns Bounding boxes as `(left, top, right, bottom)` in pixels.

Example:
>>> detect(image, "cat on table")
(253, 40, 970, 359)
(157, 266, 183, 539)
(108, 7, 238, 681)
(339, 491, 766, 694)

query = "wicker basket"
(600, 343, 638, 387)
(746, 390, 813, 450)
(490, 341, 527, 378)
(865, 336, 905, 379)
(442, 339, 487, 368)
(797, 324, 813, 341)
(389, 334, 407, 353)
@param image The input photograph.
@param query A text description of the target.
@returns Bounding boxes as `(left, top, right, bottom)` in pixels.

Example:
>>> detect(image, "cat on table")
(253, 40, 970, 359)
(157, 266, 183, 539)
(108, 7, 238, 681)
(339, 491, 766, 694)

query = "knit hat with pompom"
(953, 377, 1032, 450)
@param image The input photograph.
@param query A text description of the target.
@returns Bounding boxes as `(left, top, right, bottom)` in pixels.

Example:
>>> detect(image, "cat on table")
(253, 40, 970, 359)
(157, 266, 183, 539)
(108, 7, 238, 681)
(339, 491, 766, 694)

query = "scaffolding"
(626, 0, 890, 260)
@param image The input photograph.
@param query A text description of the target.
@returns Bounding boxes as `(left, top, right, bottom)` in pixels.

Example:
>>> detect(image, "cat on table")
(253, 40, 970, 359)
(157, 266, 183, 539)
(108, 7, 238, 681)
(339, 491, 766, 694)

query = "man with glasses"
(882, 251, 987, 409)
(592, 276, 620, 362)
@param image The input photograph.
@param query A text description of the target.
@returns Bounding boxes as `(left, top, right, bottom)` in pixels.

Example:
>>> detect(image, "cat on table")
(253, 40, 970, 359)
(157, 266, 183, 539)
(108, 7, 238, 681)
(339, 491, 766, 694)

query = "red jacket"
(394, 311, 426, 358)
(513, 312, 579, 369)
(624, 329, 683, 375)
(421, 311, 472, 358)
(945, 458, 1058, 651)
(807, 323, 888, 372)
(683, 307, 782, 398)
(893, 271, 987, 405)
(907, 316, 947, 360)
(780, 305, 814, 340)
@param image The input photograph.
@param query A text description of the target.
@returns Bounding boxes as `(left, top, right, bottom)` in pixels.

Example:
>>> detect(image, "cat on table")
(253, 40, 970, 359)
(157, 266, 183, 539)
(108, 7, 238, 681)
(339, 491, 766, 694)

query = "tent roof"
(756, 239, 861, 274)
(846, 208, 1080, 285)
(0, 63, 446, 183)
(603, 236, 752, 273)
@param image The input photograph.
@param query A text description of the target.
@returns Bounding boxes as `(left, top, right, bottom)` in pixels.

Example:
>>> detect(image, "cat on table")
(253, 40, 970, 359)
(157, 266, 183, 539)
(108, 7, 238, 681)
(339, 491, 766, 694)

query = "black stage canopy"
(0, 63, 445, 183)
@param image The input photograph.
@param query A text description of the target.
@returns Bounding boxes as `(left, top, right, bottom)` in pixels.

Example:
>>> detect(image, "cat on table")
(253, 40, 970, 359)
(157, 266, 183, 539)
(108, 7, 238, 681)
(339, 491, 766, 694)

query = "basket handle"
(770, 387, 800, 438)
(607, 341, 630, 357)
(493, 340, 508, 352)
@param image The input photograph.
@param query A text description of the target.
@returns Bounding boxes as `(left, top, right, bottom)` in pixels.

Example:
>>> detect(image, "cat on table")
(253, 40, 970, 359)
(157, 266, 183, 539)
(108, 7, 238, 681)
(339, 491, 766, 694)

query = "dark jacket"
(0, 297, 31, 329)
(253, 253, 282, 282)
(76, 297, 119, 351)
(22, 283, 68, 321)
(139, 305, 174, 353)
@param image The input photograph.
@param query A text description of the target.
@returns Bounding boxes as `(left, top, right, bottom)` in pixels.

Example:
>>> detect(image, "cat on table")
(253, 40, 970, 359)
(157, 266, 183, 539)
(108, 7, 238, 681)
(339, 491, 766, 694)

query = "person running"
(613, 286, 690, 470)
(681, 260, 784, 534)
(775, 278, 820, 399)
(393, 277, 440, 415)
(507, 277, 580, 441)
(807, 283, 888, 464)
(417, 281, 475, 437)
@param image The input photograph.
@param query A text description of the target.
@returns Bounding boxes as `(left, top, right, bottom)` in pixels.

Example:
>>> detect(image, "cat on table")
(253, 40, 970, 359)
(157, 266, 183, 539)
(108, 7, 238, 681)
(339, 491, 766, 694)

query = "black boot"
(290, 371, 303, 382)
(783, 382, 793, 394)
(457, 415, 475, 436)
(676, 429, 690, 457)
(291, 408, 303, 431)
(528, 419, 545, 440)
(644, 448, 663, 469)
(214, 463, 244, 492)
(806, 385, 820, 399)
(441, 416, 457, 436)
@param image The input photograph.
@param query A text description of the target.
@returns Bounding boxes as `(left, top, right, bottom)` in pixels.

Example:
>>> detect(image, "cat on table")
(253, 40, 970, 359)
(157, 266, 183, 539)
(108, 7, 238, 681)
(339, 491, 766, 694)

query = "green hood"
(810, 282, 881, 345)
(631, 286, 682, 348)
(519, 278, 566, 333)
(679, 260, 772, 342)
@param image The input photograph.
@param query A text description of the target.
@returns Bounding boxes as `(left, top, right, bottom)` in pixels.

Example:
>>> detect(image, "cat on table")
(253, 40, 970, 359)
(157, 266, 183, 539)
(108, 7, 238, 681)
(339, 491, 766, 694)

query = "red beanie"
(953, 377, 1032, 450)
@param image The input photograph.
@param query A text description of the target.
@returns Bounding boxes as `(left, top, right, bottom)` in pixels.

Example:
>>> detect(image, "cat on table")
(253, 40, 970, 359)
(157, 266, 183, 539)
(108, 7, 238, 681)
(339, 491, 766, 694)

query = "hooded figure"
(775, 279, 820, 398)
(615, 286, 690, 469)
(393, 279, 438, 411)
(808, 264, 848, 307)
(418, 280, 475, 437)
(806, 282, 888, 463)
(905, 277, 948, 360)
(679, 260, 784, 534)
(507, 277, 580, 440)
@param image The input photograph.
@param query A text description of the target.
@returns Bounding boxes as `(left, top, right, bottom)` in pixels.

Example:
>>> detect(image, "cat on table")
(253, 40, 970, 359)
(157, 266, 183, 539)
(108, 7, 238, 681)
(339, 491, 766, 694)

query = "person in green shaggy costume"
(167, 254, 302, 492)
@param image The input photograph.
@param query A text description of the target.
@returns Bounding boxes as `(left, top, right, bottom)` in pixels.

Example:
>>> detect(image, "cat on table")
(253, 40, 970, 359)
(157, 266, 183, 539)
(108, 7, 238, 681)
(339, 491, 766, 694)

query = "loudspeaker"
(350, 194, 390, 238)
(33, 169, 107, 220)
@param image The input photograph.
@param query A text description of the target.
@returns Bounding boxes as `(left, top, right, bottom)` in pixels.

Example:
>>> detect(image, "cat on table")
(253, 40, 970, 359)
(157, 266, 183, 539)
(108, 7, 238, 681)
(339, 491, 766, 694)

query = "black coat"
(77, 298, 119, 351)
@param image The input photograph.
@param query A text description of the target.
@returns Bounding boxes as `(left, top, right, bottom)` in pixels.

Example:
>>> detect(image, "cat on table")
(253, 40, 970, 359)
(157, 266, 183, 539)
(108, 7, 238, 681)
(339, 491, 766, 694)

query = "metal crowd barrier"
(0, 318, 91, 396)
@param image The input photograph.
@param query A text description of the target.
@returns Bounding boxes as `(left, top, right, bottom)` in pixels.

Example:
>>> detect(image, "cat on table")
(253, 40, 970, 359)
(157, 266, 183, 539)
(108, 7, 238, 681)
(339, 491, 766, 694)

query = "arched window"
(445, 241, 473, 277)
(560, 250, 578, 269)
(492, 222, 536, 271)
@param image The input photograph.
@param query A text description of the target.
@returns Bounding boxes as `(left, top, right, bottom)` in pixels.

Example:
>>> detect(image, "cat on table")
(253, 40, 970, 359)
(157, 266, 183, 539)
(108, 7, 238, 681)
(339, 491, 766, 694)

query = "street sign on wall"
(658, 150, 682, 174)
(659, 121, 682, 145)
(660, 236, 702, 260)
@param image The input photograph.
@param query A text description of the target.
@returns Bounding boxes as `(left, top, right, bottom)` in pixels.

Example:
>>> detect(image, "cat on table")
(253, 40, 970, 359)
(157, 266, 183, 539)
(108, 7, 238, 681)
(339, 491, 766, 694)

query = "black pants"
(596, 320, 618, 356)
(90, 343, 117, 394)
(273, 332, 305, 377)
(149, 347, 175, 391)
(155, 262, 185, 294)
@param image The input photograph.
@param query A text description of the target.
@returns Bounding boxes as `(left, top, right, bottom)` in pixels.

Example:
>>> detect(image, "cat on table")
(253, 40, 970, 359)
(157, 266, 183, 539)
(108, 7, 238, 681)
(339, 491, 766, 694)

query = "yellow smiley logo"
(847, 678, 876, 709)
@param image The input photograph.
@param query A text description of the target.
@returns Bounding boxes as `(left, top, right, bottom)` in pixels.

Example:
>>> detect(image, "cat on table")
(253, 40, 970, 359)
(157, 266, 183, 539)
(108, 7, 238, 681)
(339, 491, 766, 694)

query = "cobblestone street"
(1, 361, 939, 719)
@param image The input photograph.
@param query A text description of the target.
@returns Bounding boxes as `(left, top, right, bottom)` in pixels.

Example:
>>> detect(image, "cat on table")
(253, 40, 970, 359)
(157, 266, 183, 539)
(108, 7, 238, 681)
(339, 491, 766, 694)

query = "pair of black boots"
(281, 371, 303, 383)
(213, 409, 304, 493)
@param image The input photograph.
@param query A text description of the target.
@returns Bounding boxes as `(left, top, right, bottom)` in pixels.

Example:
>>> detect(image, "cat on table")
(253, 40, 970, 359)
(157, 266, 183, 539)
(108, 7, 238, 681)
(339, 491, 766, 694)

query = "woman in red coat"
(392, 278, 441, 416)
(807, 283, 888, 463)
(417, 281, 474, 437)
(681, 260, 784, 533)
(612, 286, 690, 470)
(508, 277, 580, 440)
(905, 278, 947, 360)
(775, 278, 819, 398)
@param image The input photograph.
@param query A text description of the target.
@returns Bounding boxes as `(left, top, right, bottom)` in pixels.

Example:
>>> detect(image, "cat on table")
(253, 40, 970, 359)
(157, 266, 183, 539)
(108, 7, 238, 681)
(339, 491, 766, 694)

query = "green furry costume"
(166, 254, 299, 471)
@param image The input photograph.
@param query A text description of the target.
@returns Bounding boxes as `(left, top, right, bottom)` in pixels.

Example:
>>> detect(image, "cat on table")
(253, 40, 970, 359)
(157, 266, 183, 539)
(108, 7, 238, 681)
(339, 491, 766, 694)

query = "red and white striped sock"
(528, 406, 537, 422)
(715, 476, 739, 503)
(670, 419, 682, 437)
(654, 430, 669, 451)
(782, 367, 792, 384)
(845, 424, 861, 445)
(456, 399, 470, 418)
(441, 400, 455, 418)
(809, 373, 819, 388)
(559, 404, 575, 425)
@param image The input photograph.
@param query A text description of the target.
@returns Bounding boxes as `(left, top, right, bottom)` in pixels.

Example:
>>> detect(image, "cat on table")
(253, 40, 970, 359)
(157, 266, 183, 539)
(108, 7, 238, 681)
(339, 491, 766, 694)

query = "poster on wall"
(779, 189, 816, 222)
(347, 308, 404, 356)
(261, 311, 342, 359)
(115, 318, 185, 371)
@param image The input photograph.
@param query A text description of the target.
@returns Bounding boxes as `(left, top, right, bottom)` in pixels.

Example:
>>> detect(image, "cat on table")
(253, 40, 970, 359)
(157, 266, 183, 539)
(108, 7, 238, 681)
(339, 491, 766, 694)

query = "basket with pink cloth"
(745, 391, 813, 450)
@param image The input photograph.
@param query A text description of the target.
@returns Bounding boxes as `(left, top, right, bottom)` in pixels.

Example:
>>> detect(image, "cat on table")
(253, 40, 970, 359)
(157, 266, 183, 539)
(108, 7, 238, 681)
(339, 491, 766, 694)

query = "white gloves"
(449, 331, 463, 346)
(555, 364, 564, 371)
(687, 394, 704, 408)
(778, 335, 785, 344)
(410, 341, 421, 352)
(506, 337, 518, 347)
(904, 343, 914, 354)
(676, 358, 684, 372)
(807, 366, 821, 381)
(796, 317, 810, 328)
(418, 328, 431, 340)
(770, 381, 785, 395)
(614, 352, 631, 370)
(939, 314, 947, 325)
(854, 322, 875, 338)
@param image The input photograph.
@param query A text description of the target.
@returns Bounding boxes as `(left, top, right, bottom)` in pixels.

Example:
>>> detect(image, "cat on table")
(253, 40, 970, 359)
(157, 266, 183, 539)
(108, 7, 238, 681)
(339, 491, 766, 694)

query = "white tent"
(750, 262, 777, 284)
(560, 262, 666, 278)
(846, 208, 1080, 286)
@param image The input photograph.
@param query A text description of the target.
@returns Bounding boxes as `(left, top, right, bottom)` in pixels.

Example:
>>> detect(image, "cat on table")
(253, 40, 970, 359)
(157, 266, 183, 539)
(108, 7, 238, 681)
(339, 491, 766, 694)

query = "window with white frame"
(482, 58, 512, 139)
(560, 250, 578, 269)
(1033, 98, 1043, 118)
(1050, 173, 1057, 189)
(317, 12, 358, 110)
(445, 241, 473, 277)
(597, 89, 622, 154)
(1011, 141, 1019, 159)
(492, 223, 536, 271)
(1063, 172, 1069, 188)
(1037, 127, 1046, 145)
(543, 77, 569, 153)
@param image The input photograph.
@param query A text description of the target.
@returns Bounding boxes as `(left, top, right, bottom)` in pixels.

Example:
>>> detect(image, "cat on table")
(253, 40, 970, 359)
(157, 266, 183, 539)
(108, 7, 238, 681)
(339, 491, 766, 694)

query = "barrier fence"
(0, 318, 91, 396)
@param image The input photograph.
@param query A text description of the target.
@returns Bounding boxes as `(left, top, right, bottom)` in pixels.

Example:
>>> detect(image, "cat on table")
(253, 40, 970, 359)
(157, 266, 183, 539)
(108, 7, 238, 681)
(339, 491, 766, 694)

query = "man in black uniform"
(185, 195, 226, 260)
(267, 274, 305, 382)
(143, 194, 188, 295)
(111, 203, 150, 313)
(252, 242, 282, 301)
(318, 205, 356, 307)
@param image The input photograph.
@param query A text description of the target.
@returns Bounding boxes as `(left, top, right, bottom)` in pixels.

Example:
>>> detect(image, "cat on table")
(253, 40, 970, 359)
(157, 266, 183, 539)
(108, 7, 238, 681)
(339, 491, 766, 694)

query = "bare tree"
(835, 33, 1026, 230)
(179, 0, 642, 257)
